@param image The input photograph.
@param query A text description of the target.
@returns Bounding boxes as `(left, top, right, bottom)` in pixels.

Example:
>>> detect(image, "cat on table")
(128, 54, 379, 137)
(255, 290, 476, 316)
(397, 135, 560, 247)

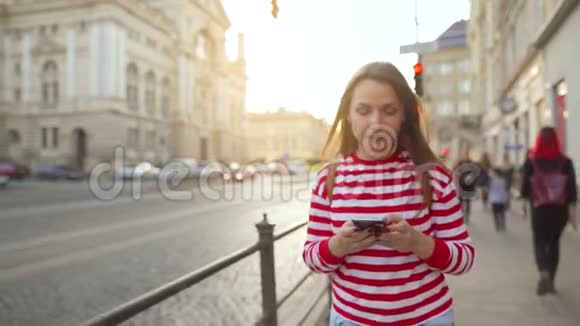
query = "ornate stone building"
(0, 0, 247, 171)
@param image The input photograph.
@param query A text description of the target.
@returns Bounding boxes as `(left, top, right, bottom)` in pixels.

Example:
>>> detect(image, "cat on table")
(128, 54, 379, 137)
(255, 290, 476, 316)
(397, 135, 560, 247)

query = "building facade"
(469, 0, 570, 166)
(0, 0, 247, 171)
(421, 20, 481, 164)
(246, 108, 330, 162)
(538, 0, 580, 172)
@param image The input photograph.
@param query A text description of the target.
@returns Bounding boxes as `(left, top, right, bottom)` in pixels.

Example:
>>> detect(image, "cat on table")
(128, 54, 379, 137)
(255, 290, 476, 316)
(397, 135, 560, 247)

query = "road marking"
(0, 201, 294, 281)
(0, 200, 245, 253)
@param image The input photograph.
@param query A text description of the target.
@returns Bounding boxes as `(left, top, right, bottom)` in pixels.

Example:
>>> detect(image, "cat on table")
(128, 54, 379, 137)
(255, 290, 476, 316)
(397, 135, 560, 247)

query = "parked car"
(116, 162, 160, 180)
(0, 161, 30, 179)
(286, 161, 309, 175)
(223, 164, 257, 182)
(34, 164, 85, 180)
(167, 158, 198, 178)
(0, 174, 9, 188)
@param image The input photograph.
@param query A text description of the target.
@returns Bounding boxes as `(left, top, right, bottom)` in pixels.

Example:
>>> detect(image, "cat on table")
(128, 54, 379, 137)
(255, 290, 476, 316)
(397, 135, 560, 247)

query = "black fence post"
(327, 277, 332, 318)
(256, 213, 278, 326)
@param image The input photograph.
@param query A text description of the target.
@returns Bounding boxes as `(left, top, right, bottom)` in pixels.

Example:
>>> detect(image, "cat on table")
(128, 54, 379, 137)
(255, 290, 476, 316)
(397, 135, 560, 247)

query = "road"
(0, 175, 325, 326)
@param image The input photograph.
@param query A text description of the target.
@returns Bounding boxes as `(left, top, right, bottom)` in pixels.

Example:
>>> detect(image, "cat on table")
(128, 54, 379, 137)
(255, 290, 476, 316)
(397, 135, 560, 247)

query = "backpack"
(530, 158, 568, 207)
(324, 162, 433, 209)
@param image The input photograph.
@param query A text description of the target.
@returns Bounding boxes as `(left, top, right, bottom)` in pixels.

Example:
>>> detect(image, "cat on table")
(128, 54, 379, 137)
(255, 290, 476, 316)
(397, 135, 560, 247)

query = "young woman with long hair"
(302, 62, 475, 326)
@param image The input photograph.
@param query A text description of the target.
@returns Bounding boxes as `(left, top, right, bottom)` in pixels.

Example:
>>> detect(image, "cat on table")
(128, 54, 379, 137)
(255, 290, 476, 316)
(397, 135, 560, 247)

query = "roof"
(437, 19, 468, 49)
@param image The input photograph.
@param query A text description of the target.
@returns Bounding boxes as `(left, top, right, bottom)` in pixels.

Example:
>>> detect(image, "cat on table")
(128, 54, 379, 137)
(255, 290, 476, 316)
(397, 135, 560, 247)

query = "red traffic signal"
(413, 62, 423, 75)
(442, 148, 450, 156)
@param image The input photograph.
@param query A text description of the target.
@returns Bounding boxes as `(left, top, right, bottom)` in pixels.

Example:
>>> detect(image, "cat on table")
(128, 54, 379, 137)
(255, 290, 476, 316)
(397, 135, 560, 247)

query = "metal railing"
(81, 213, 329, 326)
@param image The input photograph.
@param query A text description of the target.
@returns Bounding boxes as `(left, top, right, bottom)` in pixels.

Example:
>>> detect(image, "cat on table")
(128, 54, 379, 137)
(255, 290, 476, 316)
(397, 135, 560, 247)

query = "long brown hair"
(321, 62, 441, 206)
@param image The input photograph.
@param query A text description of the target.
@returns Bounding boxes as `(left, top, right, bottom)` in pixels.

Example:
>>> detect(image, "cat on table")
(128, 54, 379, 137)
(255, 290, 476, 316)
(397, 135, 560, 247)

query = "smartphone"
(352, 219, 387, 234)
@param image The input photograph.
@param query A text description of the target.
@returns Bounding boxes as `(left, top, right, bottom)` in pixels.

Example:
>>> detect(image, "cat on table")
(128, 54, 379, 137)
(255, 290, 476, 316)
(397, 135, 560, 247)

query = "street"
(0, 175, 323, 326)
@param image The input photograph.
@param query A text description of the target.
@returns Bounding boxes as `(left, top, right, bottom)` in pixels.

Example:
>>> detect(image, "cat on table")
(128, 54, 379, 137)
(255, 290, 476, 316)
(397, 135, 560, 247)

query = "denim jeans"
(329, 307, 454, 326)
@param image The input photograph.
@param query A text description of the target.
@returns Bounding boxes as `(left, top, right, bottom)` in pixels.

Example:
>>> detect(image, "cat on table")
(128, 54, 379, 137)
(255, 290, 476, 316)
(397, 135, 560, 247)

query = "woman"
(302, 62, 475, 326)
(520, 127, 577, 295)
(488, 167, 509, 232)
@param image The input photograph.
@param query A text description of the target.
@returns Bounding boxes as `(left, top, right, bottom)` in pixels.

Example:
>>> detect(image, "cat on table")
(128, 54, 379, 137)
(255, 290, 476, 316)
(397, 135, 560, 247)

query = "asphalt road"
(0, 175, 326, 326)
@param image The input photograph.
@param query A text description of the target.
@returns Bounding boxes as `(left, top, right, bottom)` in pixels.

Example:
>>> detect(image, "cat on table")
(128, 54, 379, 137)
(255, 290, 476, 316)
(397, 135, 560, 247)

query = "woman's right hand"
(328, 220, 377, 258)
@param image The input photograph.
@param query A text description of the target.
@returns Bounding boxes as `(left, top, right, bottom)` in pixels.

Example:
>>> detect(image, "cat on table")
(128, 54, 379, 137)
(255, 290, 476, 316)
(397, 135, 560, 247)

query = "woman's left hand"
(376, 215, 419, 253)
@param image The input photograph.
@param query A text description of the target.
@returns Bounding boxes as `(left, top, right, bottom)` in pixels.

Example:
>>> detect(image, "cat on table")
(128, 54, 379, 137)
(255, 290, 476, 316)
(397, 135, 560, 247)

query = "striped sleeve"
(421, 167, 475, 275)
(302, 165, 343, 273)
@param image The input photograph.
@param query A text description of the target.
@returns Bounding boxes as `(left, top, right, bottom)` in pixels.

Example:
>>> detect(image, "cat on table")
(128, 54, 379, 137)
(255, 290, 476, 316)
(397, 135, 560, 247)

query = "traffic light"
(271, 0, 279, 18)
(439, 147, 450, 160)
(414, 61, 424, 97)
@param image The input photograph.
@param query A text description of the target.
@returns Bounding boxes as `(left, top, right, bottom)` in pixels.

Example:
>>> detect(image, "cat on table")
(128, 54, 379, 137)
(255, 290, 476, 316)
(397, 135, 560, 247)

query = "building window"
(14, 88, 21, 102)
(8, 130, 20, 145)
(436, 101, 454, 116)
(196, 34, 208, 59)
(161, 77, 170, 116)
(145, 71, 156, 115)
(52, 127, 59, 148)
(458, 100, 471, 115)
(41, 127, 48, 148)
(459, 80, 471, 93)
(14, 62, 21, 75)
(41, 61, 59, 105)
(439, 62, 453, 75)
(439, 82, 453, 95)
(458, 59, 471, 73)
(127, 63, 139, 111)
(146, 130, 156, 147)
(127, 128, 139, 149)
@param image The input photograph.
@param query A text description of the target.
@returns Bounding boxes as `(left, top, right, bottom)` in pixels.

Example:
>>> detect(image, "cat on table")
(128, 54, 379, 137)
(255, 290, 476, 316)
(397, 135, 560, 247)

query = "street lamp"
(271, 0, 279, 18)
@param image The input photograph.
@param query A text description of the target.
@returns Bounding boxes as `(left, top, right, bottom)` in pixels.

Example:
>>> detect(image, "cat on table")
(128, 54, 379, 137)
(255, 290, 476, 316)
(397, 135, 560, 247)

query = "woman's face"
(347, 79, 405, 159)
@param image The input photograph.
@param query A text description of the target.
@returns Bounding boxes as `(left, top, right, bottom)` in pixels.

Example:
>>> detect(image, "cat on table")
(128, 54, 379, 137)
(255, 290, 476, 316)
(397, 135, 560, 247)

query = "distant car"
(116, 162, 160, 180)
(167, 158, 198, 178)
(286, 161, 309, 175)
(0, 174, 9, 188)
(0, 161, 29, 179)
(224, 164, 257, 182)
(34, 164, 85, 180)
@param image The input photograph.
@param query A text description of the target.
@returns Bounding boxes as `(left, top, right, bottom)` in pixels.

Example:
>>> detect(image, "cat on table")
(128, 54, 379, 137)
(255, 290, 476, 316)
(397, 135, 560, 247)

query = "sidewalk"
(448, 200, 580, 326)
(314, 200, 580, 326)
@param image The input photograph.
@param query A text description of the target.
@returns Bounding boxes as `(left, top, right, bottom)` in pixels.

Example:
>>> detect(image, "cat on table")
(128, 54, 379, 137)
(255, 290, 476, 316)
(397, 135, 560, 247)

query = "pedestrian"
(520, 126, 577, 295)
(488, 167, 509, 232)
(302, 62, 475, 326)
(453, 154, 478, 225)
(502, 154, 515, 209)
(478, 153, 491, 210)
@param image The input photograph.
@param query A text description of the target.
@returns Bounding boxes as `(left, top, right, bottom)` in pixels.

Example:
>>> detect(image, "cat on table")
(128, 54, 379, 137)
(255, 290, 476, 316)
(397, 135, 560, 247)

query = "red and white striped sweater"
(303, 151, 475, 325)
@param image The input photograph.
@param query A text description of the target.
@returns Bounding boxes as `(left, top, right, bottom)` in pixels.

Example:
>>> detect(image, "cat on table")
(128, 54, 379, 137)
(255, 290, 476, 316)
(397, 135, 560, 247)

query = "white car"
(0, 175, 8, 188)
(117, 162, 160, 180)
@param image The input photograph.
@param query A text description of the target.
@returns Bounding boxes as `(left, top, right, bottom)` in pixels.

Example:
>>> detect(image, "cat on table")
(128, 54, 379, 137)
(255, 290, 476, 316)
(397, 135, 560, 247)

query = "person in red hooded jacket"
(520, 127, 577, 295)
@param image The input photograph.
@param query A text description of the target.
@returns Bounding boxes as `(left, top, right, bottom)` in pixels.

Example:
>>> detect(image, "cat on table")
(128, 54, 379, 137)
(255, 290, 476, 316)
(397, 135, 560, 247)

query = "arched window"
(195, 34, 208, 59)
(126, 63, 139, 110)
(161, 77, 170, 117)
(8, 130, 21, 145)
(145, 71, 156, 115)
(42, 61, 58, 104)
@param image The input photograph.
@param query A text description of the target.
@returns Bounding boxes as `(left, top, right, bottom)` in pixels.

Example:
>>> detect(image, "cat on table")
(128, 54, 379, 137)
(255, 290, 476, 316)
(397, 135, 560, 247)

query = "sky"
(221, 0, 471, 124)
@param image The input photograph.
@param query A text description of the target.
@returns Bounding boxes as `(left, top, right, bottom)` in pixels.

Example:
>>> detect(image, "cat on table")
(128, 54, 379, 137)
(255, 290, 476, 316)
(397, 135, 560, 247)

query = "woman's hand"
(375, 215, 417, 253)
(376, 215, 435, 259)
(328, 220, 377, 258)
